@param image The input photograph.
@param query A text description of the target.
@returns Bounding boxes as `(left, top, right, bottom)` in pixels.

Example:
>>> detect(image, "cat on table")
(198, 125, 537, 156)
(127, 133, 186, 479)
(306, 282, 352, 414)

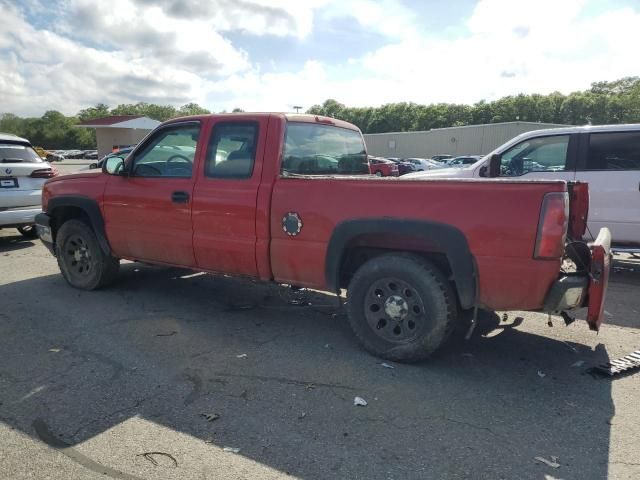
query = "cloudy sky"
(1, 0, 639, 116)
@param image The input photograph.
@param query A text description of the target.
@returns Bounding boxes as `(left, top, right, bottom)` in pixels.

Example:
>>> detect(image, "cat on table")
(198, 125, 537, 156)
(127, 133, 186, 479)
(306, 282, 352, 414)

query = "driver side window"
(132, 124, 200, 178)
(500, 135, 570, 177)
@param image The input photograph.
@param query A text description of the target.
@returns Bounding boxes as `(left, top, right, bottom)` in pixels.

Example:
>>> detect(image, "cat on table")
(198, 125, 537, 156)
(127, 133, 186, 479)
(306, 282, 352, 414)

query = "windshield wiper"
(1, 158, 24, 163)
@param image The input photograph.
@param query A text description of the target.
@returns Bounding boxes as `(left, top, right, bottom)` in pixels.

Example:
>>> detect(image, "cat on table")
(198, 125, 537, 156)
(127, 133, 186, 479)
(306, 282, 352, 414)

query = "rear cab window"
(281, 122, 369, 176)
(0, 144, 42, 164)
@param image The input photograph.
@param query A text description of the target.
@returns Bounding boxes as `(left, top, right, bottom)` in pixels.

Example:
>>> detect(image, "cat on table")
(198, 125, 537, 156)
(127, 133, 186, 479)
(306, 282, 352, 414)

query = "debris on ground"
(305, 383, 316, 390)
(222, 447, 241, 453)
(589, 350, 640, 377)
(298, 412, 307, 419)
(571, 360, 585, 368)
(537, 370, 546, 378)
(380, 362, 394, 369)
(47, 348, 62, 353)
(236, 353, 248, 358)
(353, 396, 368, 407)
(137, 451, 178, 468)
(535, 456, 560, 468)
(200, 413, 220, 422)
(154, 331, 177, 337)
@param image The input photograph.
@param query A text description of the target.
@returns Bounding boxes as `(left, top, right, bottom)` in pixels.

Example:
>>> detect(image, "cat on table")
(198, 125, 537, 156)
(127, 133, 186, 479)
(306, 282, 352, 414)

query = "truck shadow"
(0, 231, 36, 252)
(0, 263, 615, 479)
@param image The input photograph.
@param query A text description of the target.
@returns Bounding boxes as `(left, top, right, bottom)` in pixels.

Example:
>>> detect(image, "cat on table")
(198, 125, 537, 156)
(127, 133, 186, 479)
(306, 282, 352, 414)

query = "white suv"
(0, 133, 57, 237)
(403, 124, 640, 251)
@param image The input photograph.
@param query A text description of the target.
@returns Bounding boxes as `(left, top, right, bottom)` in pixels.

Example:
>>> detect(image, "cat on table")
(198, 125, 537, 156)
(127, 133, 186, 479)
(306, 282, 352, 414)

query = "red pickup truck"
(35, 113, 611, 362)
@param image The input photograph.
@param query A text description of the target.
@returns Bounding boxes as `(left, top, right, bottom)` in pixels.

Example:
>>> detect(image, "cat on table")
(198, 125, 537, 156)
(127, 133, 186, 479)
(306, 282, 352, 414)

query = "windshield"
(282, 122, 368, 175)
(0, 144, 42, 163)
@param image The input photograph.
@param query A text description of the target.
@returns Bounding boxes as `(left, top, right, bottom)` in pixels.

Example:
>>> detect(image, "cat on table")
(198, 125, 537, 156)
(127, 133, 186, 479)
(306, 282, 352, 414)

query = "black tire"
(17, 225, 38, 238)
(346, 253, 456, 362)
(55, 219, 119, 290)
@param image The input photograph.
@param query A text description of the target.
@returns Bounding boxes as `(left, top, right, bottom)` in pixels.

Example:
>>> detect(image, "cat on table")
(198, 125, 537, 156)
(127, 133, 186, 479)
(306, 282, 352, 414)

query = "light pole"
(293, 105, 303, 113)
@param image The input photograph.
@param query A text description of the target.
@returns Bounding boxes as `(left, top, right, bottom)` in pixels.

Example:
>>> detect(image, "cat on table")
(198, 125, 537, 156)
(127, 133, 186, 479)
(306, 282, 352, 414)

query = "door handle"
(171, 191, 190, 203)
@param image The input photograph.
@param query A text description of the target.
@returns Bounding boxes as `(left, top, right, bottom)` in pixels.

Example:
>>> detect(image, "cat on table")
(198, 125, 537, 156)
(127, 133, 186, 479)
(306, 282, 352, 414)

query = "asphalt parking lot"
(1, 161, 639, 479)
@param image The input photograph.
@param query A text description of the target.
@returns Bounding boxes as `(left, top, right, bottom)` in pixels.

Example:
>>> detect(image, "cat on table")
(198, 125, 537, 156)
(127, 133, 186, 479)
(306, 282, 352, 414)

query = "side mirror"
(488, 153, 501, 177)
(103, 156, 125, 175)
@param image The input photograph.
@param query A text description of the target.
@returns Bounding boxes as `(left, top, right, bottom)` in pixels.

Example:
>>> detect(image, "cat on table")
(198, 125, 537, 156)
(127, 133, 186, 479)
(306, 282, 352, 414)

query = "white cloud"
(1, 0, 639, 117)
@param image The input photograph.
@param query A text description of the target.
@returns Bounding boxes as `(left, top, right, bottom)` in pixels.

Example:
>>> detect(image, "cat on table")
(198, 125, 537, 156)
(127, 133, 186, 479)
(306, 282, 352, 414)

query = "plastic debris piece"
(353, 396, 368, 407)
(298, 412, 306, 419)
(571, 360, 585, 368)
(380, 362, 395, 369)
(48, 348, 61, 353)
(155, 331, 177, 337)
(223, 447, 240, 453)
(537, 370, 546, 378)
(200, 413, 220, 422)
(535, 456, 560, 468)
(236, 353, 248, 358)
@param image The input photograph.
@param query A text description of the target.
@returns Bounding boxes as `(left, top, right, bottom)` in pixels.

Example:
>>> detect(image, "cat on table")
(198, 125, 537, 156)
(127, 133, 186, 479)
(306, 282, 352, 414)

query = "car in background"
(46, 150, 66, 162)
(402, 124, 640, 252)
(0, 133, 57, 237)
(445, 155, 482, 168)
(84, 150, 98, 159)
(405, 158, 445, 171)
(368, 156, 399, 176)
(430, 154, 453, 162)
(386, 157, 416, 175)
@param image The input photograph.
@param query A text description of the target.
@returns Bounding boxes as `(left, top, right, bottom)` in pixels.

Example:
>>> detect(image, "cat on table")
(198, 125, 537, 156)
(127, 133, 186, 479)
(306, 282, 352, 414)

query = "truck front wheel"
(346, 253, 456, 362)
(55, 219, 119, 290)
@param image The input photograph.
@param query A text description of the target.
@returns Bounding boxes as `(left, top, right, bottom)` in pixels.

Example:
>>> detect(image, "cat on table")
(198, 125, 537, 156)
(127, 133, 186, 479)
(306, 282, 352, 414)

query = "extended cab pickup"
(35, 113, 611, 362)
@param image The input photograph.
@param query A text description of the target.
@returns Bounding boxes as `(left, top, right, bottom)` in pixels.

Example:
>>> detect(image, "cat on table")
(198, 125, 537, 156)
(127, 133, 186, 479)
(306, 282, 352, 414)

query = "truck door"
(495, 133, 577, 183)
(103, 121, 201, 266)
(575, 130, 640, 245)
(191, 117, 269, 277)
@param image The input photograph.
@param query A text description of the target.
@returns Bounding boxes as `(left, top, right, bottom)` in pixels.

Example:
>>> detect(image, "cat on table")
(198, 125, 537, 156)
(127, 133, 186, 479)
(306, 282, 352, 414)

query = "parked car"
(403, 124, 640, 252)
(445, 156, 483, 168)
(35, 113, 610, 363)
(84, 150, 98, 160)
(386, 157, 416, 175)
(430, 154, 453, 162)
(368, 156, 399, 176)
(405, 158, 444, 171)
(0, 133, 57, 237)
(46, 151, 66, 162)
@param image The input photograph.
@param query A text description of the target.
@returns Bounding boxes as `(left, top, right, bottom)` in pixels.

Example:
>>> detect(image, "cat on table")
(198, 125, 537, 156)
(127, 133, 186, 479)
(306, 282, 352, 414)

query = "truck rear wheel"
(346, 253, 456, 362)
(55, 219, 119, 290)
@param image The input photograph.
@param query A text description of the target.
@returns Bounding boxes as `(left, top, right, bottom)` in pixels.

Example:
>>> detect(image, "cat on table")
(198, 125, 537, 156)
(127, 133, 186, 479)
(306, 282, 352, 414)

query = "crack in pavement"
(211, 371, 359, 391)
(33, 418, 146, 480)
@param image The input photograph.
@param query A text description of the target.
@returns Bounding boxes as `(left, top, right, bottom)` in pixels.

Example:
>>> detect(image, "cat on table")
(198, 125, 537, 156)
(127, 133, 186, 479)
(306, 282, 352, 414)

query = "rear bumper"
(34, 212, 55, 255)
(543, 228, 612, 330)
(0, 206, 41, 227)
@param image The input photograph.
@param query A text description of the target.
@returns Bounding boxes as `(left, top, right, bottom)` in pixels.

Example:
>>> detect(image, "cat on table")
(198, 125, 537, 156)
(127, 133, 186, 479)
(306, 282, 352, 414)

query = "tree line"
(0, 102, 238, 150)
(307, 77, 640, 133)
(2, 77, 639, 149)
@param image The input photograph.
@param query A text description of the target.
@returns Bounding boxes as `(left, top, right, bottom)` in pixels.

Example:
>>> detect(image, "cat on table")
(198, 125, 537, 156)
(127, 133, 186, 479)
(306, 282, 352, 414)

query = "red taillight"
(534, 192, 569, 259)
(30, 167, 58, 178)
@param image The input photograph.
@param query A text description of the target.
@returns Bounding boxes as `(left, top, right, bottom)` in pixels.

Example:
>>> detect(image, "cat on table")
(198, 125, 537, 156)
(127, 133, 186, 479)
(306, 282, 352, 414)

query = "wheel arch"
(47, 196, 112, 255)
(325, 218, 477, 310)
